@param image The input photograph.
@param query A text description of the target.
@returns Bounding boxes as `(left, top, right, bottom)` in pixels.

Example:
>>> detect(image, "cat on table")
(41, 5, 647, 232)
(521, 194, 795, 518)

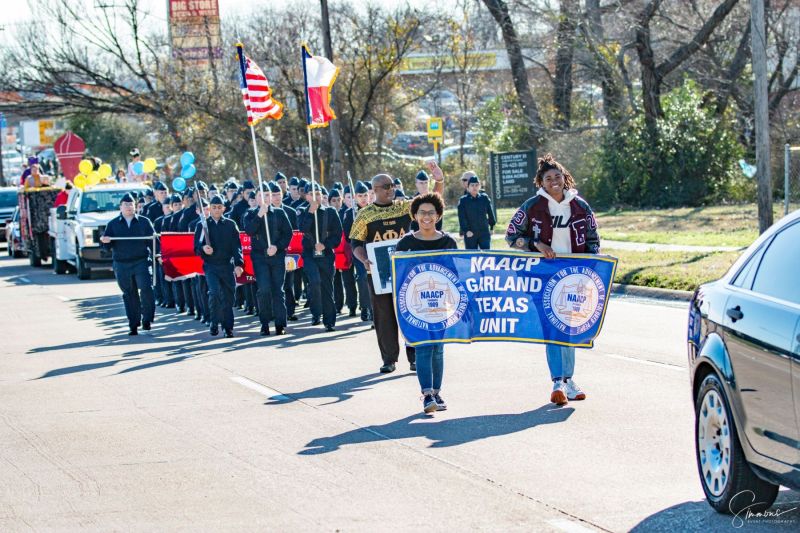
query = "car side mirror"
(56, 205, 67, 220)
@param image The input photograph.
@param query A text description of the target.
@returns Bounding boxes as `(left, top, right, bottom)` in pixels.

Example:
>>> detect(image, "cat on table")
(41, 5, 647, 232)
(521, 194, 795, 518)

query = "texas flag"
(302, 45, 339, 128)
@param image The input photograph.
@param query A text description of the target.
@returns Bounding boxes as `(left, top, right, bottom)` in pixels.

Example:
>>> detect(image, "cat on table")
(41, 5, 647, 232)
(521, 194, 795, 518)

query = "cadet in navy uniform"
(244, 182, 293, 336)
(152, 196, 173, 308)
(268, 181, 299, 321)
(194, 196, 244, 338)
(330, 188, 357, 316)
(100, 193, 156, 335)
(342, 181, 373, 321)
(410, 170, 443, 231)
(457, 174, 496, 249)
(297, 183, 342, 331)
(188, 200, 211, 324)
(177, 187, 200, 317)
(144, 181, 169, 221)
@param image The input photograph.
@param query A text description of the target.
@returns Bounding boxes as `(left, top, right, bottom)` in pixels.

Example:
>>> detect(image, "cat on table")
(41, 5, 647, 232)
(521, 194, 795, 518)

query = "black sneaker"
(210, 325, 219, 336)
(260, 326, 271, 336)
(311, 317, 321, 326)
(142, 321, 151, 331)
(409, 362, 416, 372)
(194, 314, 202, 321)
(128, 327, 138, 336)
(379, 363, 396, 374)
(186, 308, 195, 316)
(275, 326, 286, 335)
(433, 393, 447, 411)
(348, 309, 357, 317)
(422, 394, 437, 414)
(177, 307, 185, 314)
(224, 329, 234, 338)
(287, 315, 298, 321)
(325, 325, 335, 332)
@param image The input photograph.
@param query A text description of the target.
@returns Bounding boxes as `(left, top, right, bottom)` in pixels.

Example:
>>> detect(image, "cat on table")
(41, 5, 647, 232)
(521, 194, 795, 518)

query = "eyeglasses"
(376, 183, 395, 190)
(417, 210, 438, 218)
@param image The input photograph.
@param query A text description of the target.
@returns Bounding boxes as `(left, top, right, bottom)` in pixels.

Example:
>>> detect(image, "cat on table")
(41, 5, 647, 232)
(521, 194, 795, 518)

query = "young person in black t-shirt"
(396, 193, 457, 414)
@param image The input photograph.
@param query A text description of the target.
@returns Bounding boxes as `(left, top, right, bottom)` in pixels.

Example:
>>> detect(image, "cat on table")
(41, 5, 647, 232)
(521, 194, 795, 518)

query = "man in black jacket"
(194, 196, 244, 338)
(144, 181, 169, 221)
(297, 183, 342, 331)
(244, 183, 293, 336)
(177, 187, 200, 317)
(457, 174, 496, 249)
(268, 181, 299, 321)
(152, 197, 173, 308)
(161, 194, 185, 310)
(100, 193, 156, 335)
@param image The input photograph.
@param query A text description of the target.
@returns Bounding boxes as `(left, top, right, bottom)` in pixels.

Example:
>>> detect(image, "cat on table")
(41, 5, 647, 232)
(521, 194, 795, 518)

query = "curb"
(611, 283, 693, 302)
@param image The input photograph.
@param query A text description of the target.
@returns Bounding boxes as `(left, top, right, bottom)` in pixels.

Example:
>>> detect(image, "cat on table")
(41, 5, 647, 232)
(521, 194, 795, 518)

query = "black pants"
(182, 279, 195, 313)
(161, 271, 175, 306)
(173, 277, 185, 310)
(193, 275, 209, 320)
(465, 233, 491, 250)
(252, 255, 288, 327)
(244, 281, 256, 311)
(204, 263, 235, 331)
(354, 260, 372, 318)
(367, 275, 415, 365)
(334, 265, 358, 312)
(284, 270, 296, 316)
(114, 259, 154, 329)
(303, 253, 336, 327)
(293, 266, 304, 299)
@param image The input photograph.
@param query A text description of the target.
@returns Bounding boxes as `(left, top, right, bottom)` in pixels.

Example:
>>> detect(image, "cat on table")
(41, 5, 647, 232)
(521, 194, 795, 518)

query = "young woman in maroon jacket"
(505, 154, 601, 406)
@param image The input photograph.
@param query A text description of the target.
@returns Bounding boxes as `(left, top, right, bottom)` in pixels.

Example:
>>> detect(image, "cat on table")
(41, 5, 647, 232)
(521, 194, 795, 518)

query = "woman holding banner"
(396, 193, 457, 414)
(505, 154, 601, 407)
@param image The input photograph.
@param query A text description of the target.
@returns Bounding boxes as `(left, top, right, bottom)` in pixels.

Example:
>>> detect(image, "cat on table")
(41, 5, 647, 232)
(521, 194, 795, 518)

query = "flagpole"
(307, 126, 322, 256)
(346, 170, 358, 218)
(249, 125, 272, 248)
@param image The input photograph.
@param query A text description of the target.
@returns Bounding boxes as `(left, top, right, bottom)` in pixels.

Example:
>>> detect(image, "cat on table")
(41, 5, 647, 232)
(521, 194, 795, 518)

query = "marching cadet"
(244, 182, 293, 336)
(297, 183, 343, 331)
(188, 201, 211, 324)
(163, 193, 185, 311)
(410, 170, 442, 231)
(268, 181, 299, 321)
(342, 181, 373, 321)
(291, 179, 309, 209)
(457, 174, 496, 250)
(229, 181, 254, 311)
(178, 187, 200, 317)
(136, 192, 148, 216)
(100, 193, 156, 336)
(153, 196, 174, 308)
(285, 176, 302, 206)
(393, 177, 404, 196)
(275, 172, 289, 199)
(223, 182, 238, 212)
(330, 188, 357, 316)
(194, 196, 244, 338)
(144, 181, 169, 221)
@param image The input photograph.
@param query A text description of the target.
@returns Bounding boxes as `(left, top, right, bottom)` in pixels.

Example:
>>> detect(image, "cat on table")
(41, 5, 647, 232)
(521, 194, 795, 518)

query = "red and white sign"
(53, 132, 86, 180)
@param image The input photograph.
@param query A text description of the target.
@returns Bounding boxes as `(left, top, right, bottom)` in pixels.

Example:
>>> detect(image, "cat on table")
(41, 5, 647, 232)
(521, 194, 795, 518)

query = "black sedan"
(688, 209, 800, 514)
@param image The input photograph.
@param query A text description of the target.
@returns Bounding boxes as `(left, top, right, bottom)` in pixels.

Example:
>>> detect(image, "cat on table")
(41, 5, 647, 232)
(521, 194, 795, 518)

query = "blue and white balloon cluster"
(171, 151, 196, 192)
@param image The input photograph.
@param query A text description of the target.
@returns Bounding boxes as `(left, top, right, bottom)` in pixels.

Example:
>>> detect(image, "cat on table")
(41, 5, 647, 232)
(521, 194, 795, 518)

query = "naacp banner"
(391, 250, 618, 348)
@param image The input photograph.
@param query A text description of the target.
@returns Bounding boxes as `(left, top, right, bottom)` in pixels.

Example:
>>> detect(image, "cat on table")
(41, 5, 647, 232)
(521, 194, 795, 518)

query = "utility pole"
(320, 0, 343, 185)
(751, 0, 772, 233)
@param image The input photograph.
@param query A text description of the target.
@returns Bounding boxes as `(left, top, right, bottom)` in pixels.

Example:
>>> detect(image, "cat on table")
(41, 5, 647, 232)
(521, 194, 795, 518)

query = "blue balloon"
(180, 152, 195, 167)
(172, 177, 187, 192)
(181, 164, 196, 179)
(133, 161, 145, 175)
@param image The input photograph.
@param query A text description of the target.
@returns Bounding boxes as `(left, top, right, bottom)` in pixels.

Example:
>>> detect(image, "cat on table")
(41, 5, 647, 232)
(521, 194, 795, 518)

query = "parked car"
(687, 208, 800, 514)
(389, 132, 431, 156)
(0, 186, 19, 242)
(2, 150, 24, 176)
(440, 144, 481, 166)
(5, 207, 24, 257)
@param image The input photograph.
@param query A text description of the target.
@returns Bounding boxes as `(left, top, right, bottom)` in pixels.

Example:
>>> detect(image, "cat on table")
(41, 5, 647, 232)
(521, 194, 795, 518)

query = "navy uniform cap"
(209, 184, 218, 192)
(275, 172, 287, 182)
(259, 182, 270, 192)
(170, 194, 182, 203)
(153, 181, 167, 191)
(289, 176, 299, 186)
(144, 188, 154, 197)
(415, 170, 429, 181)
(329, 188, 341, 199)
(332, 181, 343, 190)
(198, 198, 209, 208)
(196, 180, 208, 192)
(268, 181, 281, 193)
(161, 197, 172, 205)
(354, 181, 368, 194)
(210, 196, 224, 206)
(242, 180, 255, 190)
(298, 178, 309, 189)
(183, 187, 195, 198)
(247, 191, 257, 200)
(225, 181, 238, 190)
(394, 189, 405, 199)
(304, 183, 321, 194)
(321, 186, 328, 196)
(120, 193, 136, 204)
(364, 181, 373, 190)
(467, 175, 480, 185)
(343, 185, 351, 194)
(393, 177, 402, 186)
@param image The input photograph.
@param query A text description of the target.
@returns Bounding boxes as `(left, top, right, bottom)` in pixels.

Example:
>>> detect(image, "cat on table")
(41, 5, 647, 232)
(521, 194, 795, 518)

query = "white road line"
(57, 295, 70, 302)
(230, 376, 291, 401)
(547, 518, 598, 533)
(19, 277, 31, 283)
(598, 352, 686, 372)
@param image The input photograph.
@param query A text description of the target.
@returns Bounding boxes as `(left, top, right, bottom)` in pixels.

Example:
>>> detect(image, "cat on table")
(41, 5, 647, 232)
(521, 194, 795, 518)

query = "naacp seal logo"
(542, 267, 607, 336)
(398, 263, 468, 331)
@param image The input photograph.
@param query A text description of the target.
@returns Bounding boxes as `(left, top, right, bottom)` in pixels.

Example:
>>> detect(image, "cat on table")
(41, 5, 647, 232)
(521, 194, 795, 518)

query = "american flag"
(236, 44, 283, 125)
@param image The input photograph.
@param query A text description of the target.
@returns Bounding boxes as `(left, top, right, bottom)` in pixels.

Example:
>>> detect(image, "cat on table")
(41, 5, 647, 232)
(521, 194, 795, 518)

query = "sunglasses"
(376, 183, 395, 190)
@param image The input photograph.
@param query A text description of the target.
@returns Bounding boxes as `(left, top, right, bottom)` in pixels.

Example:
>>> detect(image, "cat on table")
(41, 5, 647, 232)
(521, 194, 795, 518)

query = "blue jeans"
(546, 345, 575, 380)
(415, 344, 444, 394)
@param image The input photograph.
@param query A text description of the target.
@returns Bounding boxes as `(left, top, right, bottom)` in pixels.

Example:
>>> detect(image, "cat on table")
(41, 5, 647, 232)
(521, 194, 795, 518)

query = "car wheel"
(695, 373, 779, 514)
(75, 245, 91, 280)
(51, 239, 68, 274)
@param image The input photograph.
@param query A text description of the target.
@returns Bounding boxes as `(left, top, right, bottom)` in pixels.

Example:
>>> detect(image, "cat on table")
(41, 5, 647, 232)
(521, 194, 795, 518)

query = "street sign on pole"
(427, 117, 443, 164)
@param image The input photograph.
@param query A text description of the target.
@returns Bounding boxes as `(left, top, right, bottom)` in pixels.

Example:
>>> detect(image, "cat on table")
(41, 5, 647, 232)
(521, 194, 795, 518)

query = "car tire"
(51, 239, 68, 274)
(75, 245, 91, 280)
(695, 373, 779, 514)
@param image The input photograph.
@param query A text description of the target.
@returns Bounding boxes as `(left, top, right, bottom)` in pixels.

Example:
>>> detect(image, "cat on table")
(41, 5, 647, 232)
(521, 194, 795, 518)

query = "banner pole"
(307, 127, 321, 255)
(250, 124, 272, 247)
(346, 170, 358, 219)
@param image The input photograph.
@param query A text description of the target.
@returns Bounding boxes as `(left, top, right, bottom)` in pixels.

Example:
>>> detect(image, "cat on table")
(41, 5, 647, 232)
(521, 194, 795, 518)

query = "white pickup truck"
(49, 183, 147, 279)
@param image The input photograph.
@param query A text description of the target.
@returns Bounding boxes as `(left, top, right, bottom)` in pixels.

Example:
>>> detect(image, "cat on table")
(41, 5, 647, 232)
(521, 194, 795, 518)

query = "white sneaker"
(565, 378, 586, 401)
(550, 380, 568, 405)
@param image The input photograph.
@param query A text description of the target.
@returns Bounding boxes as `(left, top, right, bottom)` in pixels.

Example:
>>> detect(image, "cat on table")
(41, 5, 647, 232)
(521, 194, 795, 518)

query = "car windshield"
(80, 190, 141, 213)
(0, 191, 18, 208)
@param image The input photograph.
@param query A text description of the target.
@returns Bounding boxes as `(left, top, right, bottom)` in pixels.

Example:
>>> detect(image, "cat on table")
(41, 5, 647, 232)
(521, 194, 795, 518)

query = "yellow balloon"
(78, 159, 93, 175)
(88, 171, 101, 185)
(143, 158, 157, 173)
(73, 174, 87, 189)
(98, 163, 112, 179)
